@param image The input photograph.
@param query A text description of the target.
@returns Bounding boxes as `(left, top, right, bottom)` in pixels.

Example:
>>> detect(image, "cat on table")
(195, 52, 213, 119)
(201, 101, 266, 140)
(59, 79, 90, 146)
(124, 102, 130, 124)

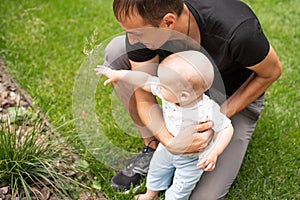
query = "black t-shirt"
(126, 0, 270, 97)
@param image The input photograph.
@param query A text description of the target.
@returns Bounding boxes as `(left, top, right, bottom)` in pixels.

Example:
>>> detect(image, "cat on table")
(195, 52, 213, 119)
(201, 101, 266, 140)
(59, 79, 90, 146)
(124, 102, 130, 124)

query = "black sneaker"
(110, 145, 155, 191)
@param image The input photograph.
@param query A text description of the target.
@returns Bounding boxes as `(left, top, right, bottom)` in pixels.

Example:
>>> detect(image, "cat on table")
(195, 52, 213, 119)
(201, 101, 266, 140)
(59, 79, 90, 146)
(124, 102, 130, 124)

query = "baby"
(95, 50, 233, 200)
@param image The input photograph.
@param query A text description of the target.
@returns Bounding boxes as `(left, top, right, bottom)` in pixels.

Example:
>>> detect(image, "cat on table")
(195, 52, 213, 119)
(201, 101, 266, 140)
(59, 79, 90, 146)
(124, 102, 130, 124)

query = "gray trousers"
(104, 36, 265, 200)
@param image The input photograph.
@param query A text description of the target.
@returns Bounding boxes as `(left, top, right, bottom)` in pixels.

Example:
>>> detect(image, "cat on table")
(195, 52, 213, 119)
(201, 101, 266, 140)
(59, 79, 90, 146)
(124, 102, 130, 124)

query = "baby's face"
(158, 78, 199, 106)
(157, 62, 200, 105)
(157, 65, 183, 103)
(159, 84, 181, 104)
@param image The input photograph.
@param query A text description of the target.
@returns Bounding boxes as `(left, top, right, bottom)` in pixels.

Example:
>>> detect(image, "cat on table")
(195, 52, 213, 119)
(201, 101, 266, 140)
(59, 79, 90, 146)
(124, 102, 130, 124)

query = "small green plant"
(0, 111, 83, 199)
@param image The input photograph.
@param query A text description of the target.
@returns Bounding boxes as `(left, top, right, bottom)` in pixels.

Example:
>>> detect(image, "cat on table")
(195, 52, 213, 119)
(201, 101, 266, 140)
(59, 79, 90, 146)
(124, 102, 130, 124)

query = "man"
(103, 0, 282, 199)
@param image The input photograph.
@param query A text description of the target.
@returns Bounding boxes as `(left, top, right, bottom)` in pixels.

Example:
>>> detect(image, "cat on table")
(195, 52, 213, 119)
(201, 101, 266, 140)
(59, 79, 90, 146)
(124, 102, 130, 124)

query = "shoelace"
(142, 145, 155, 153)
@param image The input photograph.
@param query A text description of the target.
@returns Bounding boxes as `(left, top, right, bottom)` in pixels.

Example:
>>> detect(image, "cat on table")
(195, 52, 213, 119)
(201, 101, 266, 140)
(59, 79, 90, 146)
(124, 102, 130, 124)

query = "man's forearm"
(134, 88, 174, 145)
(221, 73, 262, 118)
(129, 56, 175, 146)
(222, 72, 279, 118)
(221, 46, 282, 118)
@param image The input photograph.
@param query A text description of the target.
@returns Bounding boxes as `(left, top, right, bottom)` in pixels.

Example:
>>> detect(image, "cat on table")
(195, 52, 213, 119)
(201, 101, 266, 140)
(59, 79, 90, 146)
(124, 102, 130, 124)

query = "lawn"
(1, 0, 299, 199)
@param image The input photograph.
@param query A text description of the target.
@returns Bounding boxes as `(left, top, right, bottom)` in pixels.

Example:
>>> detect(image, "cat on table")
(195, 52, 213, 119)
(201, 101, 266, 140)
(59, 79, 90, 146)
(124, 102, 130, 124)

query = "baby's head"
(157, 50, 214, 105)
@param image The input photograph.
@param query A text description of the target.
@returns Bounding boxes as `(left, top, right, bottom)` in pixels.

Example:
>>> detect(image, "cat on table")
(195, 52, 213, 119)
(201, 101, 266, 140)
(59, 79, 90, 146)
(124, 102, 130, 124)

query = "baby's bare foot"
(134, 194, 158, 200)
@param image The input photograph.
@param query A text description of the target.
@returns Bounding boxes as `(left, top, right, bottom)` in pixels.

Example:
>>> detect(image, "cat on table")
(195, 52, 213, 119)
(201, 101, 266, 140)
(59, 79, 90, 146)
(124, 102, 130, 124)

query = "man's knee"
(190, 194, 225, 200)
(103, 35, 130, 70)
(190, 187, 226, 200)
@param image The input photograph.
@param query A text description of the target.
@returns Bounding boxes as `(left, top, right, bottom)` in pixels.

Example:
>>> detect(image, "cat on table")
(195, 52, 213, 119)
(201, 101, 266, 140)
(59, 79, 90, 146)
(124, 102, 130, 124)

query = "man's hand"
(186, 128, 214, 152)
(165, 121, 214, 154)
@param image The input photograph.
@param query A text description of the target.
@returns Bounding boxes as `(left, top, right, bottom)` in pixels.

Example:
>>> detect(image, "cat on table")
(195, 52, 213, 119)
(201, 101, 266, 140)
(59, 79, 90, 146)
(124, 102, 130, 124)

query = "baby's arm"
(197, 124, 234, 171)
(95, 65, 152, 92)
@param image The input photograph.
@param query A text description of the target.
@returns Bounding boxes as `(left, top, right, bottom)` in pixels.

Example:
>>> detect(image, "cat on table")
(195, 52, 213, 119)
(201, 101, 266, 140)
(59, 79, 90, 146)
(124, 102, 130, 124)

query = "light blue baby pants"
(146, 143, 203, 200)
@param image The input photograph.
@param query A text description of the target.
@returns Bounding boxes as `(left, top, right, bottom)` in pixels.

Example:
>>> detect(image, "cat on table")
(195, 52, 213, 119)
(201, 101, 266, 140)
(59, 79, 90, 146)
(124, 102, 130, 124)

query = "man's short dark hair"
(113, 0, 184, 26)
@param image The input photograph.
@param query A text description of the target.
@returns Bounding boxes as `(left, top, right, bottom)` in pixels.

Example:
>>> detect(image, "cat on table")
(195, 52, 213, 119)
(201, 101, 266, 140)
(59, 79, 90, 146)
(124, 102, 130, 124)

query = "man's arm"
(221, 46, 282, 118)
(129, 56, 175, 145)
(130, 57, 214, 154)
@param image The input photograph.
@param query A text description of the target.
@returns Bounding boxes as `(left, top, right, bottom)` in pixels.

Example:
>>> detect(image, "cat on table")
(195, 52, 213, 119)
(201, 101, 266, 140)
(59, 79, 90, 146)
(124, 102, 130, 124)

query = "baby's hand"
(197, 152, 218, 171)
(94, 65, 117, 86)
(95, 65, 112, 75)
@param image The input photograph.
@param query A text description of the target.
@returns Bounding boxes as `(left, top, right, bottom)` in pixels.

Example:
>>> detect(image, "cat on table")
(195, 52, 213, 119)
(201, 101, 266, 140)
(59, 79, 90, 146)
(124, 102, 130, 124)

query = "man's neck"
(183, 4, 201, 44)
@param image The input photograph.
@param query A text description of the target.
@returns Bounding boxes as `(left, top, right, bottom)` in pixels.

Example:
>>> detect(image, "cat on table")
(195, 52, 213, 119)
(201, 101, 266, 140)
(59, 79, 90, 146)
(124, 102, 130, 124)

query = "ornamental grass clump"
(0, 112, 80, 199)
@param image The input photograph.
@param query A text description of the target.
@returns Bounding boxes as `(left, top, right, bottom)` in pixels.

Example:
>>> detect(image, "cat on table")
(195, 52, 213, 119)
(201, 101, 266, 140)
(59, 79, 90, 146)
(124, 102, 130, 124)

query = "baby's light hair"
(161, 50, 215, 94)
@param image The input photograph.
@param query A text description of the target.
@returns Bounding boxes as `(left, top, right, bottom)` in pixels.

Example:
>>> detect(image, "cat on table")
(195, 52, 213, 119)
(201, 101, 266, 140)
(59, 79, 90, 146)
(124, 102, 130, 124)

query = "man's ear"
(180, 91, 191, 102)
(160, 13, 176, 28)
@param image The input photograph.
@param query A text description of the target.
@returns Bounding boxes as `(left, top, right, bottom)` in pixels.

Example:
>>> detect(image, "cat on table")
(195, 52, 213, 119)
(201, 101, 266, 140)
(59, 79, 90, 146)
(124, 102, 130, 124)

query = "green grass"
(1, 0, 299, 199)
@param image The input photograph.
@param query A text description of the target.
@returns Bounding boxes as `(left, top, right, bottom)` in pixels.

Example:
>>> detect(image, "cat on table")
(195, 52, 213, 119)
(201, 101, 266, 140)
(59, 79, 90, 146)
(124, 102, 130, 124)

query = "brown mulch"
(0, 65, 30, 118)
(0, 60, 106, 200)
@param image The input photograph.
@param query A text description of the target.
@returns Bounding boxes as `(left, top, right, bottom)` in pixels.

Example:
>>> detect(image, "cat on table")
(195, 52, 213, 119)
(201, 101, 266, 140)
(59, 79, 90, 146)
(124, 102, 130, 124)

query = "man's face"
(120, 13, 170, 50)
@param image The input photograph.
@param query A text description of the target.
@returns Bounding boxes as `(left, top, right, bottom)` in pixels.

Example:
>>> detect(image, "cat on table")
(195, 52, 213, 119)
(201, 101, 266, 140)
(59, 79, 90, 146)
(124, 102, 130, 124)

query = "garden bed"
(0, 62, 106, 200)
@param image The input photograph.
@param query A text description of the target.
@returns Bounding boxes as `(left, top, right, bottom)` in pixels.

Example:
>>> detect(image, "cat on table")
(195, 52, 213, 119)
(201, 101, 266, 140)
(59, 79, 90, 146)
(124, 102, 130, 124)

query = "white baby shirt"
(150, 77, 231, 137)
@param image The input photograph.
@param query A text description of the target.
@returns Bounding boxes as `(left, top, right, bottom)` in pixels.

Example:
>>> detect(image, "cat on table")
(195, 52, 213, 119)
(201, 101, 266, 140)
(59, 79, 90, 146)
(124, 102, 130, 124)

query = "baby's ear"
(180, 91, 191, 102)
